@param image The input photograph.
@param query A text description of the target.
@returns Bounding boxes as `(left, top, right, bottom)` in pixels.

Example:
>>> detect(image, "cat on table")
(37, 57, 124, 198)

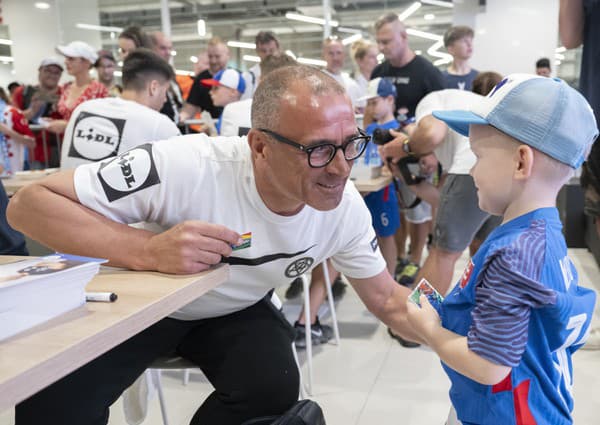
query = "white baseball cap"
(201, 69, 246, 94)
(39, 57, 64, 70)
(56, 41, 98, 63)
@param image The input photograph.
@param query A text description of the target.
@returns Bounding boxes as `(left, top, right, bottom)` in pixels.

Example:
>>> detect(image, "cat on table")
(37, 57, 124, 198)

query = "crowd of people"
(1, 1, 599, 424)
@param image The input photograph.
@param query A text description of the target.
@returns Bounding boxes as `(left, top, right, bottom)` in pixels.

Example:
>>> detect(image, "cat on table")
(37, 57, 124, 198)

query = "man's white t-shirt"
(241, 63, 261, 101)
(220, 98, 252, 137)
(61, 97, 181, 169)
(73, 135, 386, 320)
(415, 89, 483, 175)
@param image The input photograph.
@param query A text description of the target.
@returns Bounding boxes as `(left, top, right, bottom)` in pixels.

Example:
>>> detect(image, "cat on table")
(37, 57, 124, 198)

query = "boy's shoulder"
(479, 210, 562, 283)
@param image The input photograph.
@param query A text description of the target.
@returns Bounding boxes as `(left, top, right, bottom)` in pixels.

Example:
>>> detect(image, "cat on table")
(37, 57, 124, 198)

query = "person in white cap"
(11, 57, 64, 168)
(200, 68, 246, 134)
(46, 41, 109, 135)
(220, 54, 296, 137)
(406, 74, 597, 424)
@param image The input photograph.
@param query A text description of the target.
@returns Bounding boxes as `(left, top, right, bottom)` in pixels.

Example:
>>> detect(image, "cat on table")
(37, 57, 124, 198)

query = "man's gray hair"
(251, 65, 347, 130)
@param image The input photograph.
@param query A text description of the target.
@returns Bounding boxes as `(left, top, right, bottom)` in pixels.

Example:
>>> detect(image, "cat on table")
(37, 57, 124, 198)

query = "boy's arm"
(407, 296, 511, 385)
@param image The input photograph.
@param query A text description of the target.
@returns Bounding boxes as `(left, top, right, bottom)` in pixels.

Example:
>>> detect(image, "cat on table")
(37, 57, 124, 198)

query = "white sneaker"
(582, 327, 600, 350)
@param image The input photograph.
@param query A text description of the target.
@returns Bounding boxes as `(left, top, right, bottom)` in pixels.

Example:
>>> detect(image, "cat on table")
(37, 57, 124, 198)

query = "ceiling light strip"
(297, 57, 327, 67)
(227, 41, 256, 49)
(285, 12, 339, 27)
(421, 0, 454, 8)
(76, 23, 123, 32)
(342, 33, 363, 46)
(398, 2, 422, 21)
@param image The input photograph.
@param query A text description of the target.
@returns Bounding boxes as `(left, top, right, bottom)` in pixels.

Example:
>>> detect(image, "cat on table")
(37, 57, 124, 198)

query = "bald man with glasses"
(8, 65, 419, 425)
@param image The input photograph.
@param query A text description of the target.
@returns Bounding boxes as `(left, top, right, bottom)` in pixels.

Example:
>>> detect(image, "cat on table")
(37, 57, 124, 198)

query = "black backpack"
(241, 399, 326, 425)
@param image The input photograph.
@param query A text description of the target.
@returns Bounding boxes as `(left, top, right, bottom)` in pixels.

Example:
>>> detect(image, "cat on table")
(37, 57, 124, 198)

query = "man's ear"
(514, 144, 534, 180)
(247, 129, 267, 159)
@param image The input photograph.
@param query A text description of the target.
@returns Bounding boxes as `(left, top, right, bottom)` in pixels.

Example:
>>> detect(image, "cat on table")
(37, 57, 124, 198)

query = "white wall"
(2, 0, 101, 87)
(454, 0, 559, 77)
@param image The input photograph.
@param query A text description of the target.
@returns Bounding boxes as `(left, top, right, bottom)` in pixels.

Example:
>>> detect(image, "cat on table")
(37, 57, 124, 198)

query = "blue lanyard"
(0, 100, 10, 175)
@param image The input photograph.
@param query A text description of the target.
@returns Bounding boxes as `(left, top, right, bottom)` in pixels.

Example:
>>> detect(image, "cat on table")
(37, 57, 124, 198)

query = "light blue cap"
(433, 74, 599, 168)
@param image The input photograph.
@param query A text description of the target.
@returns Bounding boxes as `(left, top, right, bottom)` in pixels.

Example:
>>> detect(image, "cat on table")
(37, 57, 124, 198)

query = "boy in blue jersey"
(406, 74, 598, 424)
(360, 77, 401, 273)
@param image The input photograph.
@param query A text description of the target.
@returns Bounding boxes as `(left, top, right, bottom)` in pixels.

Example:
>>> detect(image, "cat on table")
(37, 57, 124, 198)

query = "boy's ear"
(514, 144, 534, 180)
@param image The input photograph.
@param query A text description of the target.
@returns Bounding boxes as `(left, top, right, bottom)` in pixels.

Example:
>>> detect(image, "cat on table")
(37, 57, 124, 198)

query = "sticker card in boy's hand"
(409, 278, 444, 315)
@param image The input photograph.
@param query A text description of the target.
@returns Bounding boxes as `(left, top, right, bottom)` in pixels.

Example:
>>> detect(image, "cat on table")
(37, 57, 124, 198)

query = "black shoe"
(387, 327, 420, 348)
(294, 317, 333, 349)
(331, 277, 347, 300)
(396, 262, 420, 287)
(394, 258, 410, 278)
(285, 277, 303, 299)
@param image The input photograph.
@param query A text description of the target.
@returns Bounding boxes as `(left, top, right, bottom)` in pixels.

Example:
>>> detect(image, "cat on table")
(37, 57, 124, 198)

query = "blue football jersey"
(441, 208, 596, 425)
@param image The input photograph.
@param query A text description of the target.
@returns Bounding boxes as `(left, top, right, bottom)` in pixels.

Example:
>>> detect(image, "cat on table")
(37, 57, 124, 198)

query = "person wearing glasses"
(8, 65, 421, 425)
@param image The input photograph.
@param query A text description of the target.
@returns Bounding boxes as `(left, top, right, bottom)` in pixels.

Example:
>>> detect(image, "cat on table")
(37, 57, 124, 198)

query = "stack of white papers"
(0, 253, 106, 341)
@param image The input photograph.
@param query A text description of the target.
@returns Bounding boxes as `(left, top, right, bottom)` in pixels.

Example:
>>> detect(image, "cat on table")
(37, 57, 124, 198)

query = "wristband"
(402, 139, 414, 155)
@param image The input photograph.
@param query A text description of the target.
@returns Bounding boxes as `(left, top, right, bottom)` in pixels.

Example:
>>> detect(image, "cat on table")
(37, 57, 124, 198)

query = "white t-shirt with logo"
(415, 89, 483, 175)
(60, 97, 181, 169)
(73, 135, 386, 320)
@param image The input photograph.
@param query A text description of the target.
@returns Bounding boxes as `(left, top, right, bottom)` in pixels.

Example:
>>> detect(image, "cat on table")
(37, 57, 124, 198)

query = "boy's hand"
(406, 294, 442, 341)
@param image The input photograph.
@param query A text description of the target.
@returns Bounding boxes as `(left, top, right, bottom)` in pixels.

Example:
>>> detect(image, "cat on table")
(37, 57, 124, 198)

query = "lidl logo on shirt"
(459, 259, 474, 289)
(97, 143, 160, 202)
(68, 111, 125, 161)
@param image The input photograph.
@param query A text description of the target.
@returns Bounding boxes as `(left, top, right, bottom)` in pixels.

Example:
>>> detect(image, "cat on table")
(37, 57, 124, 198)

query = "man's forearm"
(8, 180, 154, 270)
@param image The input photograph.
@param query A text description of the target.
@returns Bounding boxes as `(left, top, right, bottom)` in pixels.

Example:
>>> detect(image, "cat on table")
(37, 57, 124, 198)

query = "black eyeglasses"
(258, 128, 370, 168)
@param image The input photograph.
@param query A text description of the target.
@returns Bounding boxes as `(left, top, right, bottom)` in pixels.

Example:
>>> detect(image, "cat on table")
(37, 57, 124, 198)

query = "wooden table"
(0, 259, 229, 411)
(352, 174, 393, 193)
(1, 169, 59, 196)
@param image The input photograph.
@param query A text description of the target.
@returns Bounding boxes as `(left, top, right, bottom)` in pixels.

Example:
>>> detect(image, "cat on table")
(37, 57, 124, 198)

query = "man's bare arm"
(348, 269, 426, 344)
(559, 0, 584, 49)
(7, 170, 241, 274)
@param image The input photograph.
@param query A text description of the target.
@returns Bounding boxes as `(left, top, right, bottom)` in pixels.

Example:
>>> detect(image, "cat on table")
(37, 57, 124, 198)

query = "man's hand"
(143, 221, 242, 274)
(378, 129, 410, 163)
(406, 294, 442, 343)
